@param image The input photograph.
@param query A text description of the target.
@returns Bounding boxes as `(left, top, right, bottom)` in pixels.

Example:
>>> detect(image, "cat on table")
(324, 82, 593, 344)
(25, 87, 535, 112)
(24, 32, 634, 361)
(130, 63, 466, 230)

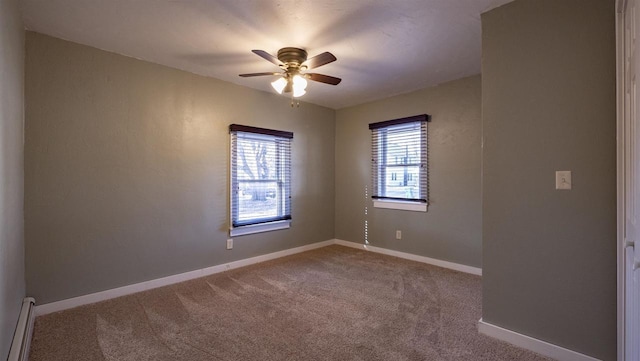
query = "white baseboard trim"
(35, 239, 335, 316)
(35, 239, 482, 315)
(334, 239, 482, 276)
(478, 319, 601, 361)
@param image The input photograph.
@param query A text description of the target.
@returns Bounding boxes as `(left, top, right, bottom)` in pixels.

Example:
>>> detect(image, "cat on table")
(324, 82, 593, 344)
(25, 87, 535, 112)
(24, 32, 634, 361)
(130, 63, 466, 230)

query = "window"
(370, 114, 430, 212)
(230, 124, 292, 236)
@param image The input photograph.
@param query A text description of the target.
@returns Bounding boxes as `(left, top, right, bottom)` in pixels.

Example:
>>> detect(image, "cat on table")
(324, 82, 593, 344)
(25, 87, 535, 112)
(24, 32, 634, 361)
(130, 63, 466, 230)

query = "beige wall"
(25, 32, 336, 304)
(335, 75, 482, 267)
(481, 0, 616, 359)
(0, 0, 25, 358)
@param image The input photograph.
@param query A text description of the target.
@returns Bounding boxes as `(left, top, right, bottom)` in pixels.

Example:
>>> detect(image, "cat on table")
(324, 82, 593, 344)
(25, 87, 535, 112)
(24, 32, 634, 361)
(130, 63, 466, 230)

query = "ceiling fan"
(239, 47, 341, 99)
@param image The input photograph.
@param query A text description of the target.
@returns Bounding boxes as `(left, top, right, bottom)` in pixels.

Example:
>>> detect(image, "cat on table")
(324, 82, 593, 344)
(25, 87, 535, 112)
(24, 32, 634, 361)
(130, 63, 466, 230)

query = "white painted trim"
(373, 199, 427, 212)
(30, 238, 608, 361)
(616, 1, 628, 360)
(229, 220, 291, 237)
(35, 239, 334, 315)
(34, 238, 482, 315)
(478, 319, 601, 361)
(334, 239, 482, 276)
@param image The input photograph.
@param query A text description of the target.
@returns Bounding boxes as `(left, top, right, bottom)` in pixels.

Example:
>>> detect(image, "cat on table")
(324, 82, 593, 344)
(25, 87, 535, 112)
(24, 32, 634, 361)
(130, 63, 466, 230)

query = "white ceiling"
(21, 0, 514, 110)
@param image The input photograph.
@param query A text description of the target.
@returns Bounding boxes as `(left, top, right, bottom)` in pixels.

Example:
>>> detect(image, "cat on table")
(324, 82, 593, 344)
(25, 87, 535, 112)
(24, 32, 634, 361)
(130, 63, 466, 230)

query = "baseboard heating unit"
(8, 297, 36, 361)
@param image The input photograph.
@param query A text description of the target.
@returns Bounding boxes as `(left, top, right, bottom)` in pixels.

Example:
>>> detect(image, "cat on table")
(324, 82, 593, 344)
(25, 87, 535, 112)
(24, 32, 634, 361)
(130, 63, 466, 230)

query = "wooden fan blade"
(306, 73, 342, 85)
(239, 72, 280, 77)
(302, 52, 336, 70)
(252, 50, 283, 67)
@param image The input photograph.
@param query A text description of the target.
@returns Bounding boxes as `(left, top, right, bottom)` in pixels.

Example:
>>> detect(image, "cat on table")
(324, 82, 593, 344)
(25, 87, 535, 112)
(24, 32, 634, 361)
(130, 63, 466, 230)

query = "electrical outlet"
(395, 230, 402, 240)
(226, 239, 233, 250)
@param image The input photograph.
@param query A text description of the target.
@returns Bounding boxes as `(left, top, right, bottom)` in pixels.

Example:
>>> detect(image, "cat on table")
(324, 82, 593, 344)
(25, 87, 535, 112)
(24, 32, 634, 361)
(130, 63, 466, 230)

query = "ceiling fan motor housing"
(277, 47, 308, 69)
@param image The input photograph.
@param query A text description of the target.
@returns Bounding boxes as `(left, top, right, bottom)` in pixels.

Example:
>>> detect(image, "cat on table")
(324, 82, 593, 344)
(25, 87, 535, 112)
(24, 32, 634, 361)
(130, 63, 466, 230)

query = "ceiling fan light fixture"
(292, 74, 307, 90)
(292, 74, 307, 98)
(271, 77, 287, 94)
(293, 74, 307, 88)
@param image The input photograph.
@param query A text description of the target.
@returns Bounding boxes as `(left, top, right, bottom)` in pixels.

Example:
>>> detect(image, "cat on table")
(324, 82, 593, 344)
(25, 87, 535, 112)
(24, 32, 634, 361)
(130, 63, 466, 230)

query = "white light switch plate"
(555, 171, 572, 190)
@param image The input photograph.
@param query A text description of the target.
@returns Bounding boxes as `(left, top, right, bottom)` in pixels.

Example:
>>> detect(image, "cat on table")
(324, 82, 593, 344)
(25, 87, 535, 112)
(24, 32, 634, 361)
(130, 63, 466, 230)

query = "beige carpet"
(29, 245, 551, 361)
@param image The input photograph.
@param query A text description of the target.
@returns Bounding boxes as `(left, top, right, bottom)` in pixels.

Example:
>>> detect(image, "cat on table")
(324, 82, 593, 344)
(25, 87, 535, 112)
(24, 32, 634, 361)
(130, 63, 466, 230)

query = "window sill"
(229, 220, 291, 237)
(373, 199, 428, 212)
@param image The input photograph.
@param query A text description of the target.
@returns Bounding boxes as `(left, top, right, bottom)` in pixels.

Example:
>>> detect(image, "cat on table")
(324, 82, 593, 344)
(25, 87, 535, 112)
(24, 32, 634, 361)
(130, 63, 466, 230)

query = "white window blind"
(230, 124, 292, 229)
(370, 114, 429, 203)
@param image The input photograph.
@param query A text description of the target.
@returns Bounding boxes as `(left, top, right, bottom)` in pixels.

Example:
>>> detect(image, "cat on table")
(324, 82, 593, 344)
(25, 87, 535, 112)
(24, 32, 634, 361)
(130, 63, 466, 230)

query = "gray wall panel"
(0, 0, 26, 358)
(335, 75, 482, 267)
(481, 1, 617, 359)
(25, 32, 335, 304)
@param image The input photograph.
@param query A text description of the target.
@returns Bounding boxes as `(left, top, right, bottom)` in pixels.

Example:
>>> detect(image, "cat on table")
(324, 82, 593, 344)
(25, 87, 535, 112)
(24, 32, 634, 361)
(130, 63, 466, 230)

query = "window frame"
(229, 124, 293, 236)
(369, 114, 430, 212)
